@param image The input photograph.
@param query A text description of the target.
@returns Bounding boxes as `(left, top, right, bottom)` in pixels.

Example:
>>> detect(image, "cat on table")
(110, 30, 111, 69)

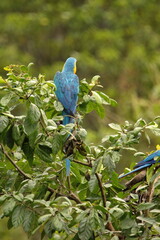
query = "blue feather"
(66, 158, 71, 176)
(119, 150, 160, 179)
(54, 57, 79, 176)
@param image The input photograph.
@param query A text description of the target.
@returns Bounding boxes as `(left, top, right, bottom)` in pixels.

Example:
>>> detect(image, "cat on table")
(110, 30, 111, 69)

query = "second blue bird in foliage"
(119, 150, 160, 178)
(54, 57, 79, 176)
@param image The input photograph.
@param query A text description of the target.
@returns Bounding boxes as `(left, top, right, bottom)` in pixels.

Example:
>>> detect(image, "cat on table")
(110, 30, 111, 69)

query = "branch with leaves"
(0, 64, 160, 240)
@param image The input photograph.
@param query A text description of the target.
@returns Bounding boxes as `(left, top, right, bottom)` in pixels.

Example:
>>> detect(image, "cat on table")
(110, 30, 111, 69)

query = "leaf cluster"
(0, 64, 160, 240)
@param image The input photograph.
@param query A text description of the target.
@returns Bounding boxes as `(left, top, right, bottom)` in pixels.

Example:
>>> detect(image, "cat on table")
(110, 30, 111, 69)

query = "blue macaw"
(54, 57, 79, 176)
(119, 150, 160, 179)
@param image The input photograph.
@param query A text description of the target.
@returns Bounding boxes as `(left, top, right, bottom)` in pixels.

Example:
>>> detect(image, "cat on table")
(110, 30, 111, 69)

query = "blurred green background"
(0, 0, 160, 239)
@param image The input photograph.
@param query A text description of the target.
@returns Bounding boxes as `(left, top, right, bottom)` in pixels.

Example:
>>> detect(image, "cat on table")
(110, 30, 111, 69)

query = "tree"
(0, 64, 160, 240)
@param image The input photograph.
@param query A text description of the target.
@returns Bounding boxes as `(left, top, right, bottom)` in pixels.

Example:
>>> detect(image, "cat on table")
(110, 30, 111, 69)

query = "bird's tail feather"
(118, 164, 151, 179)
(66, 158, 71, 176)
(62, 110, 74, 125)
(62, 111, 74, 176)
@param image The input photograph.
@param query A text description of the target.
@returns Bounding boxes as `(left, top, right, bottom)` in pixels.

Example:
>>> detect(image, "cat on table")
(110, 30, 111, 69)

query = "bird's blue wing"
(119, 150, 160, 179)
(54, 71, 79, 115)
(119, 163, 151, 178)
(134, 150, 160, 168)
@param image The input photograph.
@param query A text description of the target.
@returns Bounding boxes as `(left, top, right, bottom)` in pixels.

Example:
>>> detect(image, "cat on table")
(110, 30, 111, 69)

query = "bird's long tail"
(118, 163, 151, 179)
(62, 110, 75, 176)
(62, 110, 74, 125)
(66, 158, 71, 176)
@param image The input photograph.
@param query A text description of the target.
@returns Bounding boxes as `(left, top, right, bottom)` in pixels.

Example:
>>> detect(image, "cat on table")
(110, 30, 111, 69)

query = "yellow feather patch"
(156, 144, 160, 150)
(74, 66, 77, 74)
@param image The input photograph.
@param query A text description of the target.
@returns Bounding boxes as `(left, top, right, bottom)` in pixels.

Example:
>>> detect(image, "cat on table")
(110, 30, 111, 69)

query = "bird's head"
(62, 57, 77, 74)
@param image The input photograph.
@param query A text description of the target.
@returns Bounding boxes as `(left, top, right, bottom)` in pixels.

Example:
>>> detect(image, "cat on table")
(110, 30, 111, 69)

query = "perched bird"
(54, 57, 79, 176)
(119, 150, 160, 179)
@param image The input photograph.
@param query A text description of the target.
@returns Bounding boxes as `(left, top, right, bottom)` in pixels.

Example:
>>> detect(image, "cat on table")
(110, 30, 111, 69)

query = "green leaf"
(0, 116, 9, 133)
(150, 128, 160, 136)
(54, 100, 64, 111)
(90, 75, 100, 87)
(44, 218, 55, 238)
(88, 175, 99, 193)
(2, 198, 16, 216)
(109, 207, 124, 218)
(24, 112, 38, 136)
(1, 93, 14, 106)
(0, 194, 9, 203)
(12, 205, 25, 227)
(52, 133, 63, 155)
(27, 103, 41, 124)
(103, 152, 116, 173)
(137, 203, 155, 211)
(40, 109, 48, 126)
(23, 209, 38, 233)
(108, 123, 122, 131)
(120, 217, 136, 229)
(91, 158, 103, 174)
(137, 216, 156, 225)
(22, 138, 34, 165)
(12, 124, 21, 141)
(35, 144, 52, 163)
(91, 91, 103, 104)
(5, 126, 14, 149)
(78, 218, 93, 240)
(38, 214, 52, 224)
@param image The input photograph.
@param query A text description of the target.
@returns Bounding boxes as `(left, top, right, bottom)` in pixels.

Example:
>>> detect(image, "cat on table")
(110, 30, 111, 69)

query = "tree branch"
(0, 144, 31, 179)
(95, 173, 106, 207)
(95, 173, 125, 239)
(73, 159, 92, 167)
(1, 144, 83, 207)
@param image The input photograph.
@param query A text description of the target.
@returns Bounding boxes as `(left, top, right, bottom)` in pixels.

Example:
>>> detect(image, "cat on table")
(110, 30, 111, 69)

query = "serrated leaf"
(12, 205, 25, 227)
(38, 214, 52, 224)
(54, 100, 64, 111)
(88, 175, 99, 193)
(91, 91, 103, 104)
(40, 109, 48, 126)
(22, 137, 34, 165)
(150, 128, 160, 136)
(91, 158, 103, 174)
(44, 218, 55, 238)
(108, 123, 122, 131)
(35, 144, 52, 163)
(5, 126, 14, 149)
(90, 75, 100, 87)
(103, 152, 115, 173)
(120, 217, 136, 229)
(24, 116, 38, 136)
(137, 203, 155, 211)
(23, 209, 38, 233)
(28, 103, 40, 124)
(78, 218, 93, 240)
(137, 216, 156, 225)
(52, 133, 63, 155)
(0, 194, 9, 203)
(0, 116, 9, 133)
(109, 207, 124, 218)
(1, 93, 14, 106)
(2, 199, 16, 216)
(12, 124, 21, 141)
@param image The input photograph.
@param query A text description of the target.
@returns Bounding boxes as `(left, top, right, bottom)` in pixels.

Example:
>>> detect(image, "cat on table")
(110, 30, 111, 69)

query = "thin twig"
(73, 159, 92, 167)
(95, 173, 124, 239)
(0, 144, 31, 179)
(95, 173, 106, 207)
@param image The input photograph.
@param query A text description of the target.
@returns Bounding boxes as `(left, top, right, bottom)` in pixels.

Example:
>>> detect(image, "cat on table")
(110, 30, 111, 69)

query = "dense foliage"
(0, 64, 160, 240)
(0, 0, 160, 124)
